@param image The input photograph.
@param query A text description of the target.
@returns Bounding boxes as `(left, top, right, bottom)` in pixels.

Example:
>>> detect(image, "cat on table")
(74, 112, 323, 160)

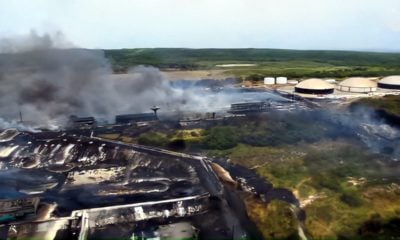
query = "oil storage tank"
(378, 76, 400, 90)
(337, 77, 377, 93)
(294, 78, 334, 95)
(264, 77, 275, 85)
(276, 77, 288, 85)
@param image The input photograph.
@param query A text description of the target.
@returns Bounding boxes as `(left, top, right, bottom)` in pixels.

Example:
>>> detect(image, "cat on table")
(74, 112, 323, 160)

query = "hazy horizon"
(1, 0, 400, 51)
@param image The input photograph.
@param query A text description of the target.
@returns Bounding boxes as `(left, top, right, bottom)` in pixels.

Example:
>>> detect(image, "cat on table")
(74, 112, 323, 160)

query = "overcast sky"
(1, 0, 400, 51)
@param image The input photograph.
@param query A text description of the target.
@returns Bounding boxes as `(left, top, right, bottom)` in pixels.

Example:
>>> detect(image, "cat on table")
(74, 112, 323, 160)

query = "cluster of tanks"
(274, 75, 400, 98)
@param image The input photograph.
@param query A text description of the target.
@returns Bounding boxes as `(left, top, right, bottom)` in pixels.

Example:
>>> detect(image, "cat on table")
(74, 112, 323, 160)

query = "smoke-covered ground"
(331, 107, 400, 161)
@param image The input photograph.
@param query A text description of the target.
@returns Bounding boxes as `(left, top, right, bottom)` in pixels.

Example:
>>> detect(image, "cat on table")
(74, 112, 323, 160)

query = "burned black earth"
(0, 130, 215, 213)
(0, 127, 260, 240)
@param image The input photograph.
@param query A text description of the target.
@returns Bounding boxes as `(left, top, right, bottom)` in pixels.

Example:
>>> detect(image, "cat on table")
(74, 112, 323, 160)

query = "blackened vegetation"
(350, 95, 400, 128)
(0, 131, 211, 215)
(357, 217, 400, 240)
(202, 111, 358, 150)
(213, 158, 304, 238)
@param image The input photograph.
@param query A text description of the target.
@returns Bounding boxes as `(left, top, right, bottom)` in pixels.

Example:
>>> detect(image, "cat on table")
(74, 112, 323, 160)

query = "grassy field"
(218, 141, 400, 239)
(104, 48, 400, 79)
(351, 95, 400, 116)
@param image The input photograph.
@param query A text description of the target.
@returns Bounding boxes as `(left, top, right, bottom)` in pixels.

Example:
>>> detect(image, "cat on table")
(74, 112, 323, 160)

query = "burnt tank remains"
(0, 126, 251, 239)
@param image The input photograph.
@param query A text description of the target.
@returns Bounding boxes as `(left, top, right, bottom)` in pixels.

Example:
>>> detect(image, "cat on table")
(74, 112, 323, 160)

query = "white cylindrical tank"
(264, 77, 275, 85)
(287, 80, 299, 85)
(276, 77, 288, 84)
(325, 79, 337, 84)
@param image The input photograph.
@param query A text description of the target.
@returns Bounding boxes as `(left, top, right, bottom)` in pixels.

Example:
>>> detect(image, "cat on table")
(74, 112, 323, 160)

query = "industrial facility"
(69, 116, 97, 128)
(0, 197, 40, 222)
(0, 125, 253, 240)
(263, 77, 288, 85)
(263, 77, 275, 85)
(229, 102, 270, 114)
(131, 222, 198, 240)
(115, 113, 158, 124)
(337, 77, 377, 93)
(294, 78, 335, 95)
(275, 75, 400, 99)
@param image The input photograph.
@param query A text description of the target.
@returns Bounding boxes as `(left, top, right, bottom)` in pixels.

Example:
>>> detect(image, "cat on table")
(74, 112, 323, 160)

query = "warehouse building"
(229, 102, 270, 114)
(337, 77, 377, 93)
(378, 76, 400, 90)
(294, 78, 335, 95)
(0, 197, 40, 222)
(115, 113, 157, 124)
(69, 115, 96, 128)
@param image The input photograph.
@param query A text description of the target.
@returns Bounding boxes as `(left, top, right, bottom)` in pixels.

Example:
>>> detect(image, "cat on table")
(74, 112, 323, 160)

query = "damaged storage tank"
(294, 78, 335, 95)
(378, 76, 400, 90)
(337, 77, 377, 93)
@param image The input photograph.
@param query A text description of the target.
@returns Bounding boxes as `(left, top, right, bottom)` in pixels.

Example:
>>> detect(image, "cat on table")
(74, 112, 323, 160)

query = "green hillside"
(104, 48, 400, 78)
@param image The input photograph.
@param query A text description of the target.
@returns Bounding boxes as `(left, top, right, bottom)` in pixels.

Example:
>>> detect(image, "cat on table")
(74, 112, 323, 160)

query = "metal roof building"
(0, 197, 40, 222)
(115, 113, 157, 124)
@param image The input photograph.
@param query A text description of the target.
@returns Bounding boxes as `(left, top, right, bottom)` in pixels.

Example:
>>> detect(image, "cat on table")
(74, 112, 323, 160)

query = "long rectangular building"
(0, 197, 40, 222)
(115, 113, 157, 124)
(229, 102, 270, 114)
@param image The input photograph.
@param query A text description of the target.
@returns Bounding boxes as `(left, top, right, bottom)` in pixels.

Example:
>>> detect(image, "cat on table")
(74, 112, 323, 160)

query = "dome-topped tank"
(337, 77, 377, 93)
(295, 78, 335, 94)
(378, 76, 400, 90)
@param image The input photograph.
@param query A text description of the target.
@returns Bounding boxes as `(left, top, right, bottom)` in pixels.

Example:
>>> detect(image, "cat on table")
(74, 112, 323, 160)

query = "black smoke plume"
(0, 32, 193, 128)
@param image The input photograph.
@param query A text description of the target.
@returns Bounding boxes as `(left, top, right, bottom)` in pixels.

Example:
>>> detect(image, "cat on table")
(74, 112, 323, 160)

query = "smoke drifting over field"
(0, 32, 240, 128)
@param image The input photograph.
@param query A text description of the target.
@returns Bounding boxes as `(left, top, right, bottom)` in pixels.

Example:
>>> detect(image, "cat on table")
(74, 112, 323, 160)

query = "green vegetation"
(351, 95, 400, 116)
(182, 113, 399, 239)
(134, 114, 334, 151)
(137, 129, 204, 150)
(203, 114, 332, 152)
(245, 198, 299, 239)
(128, 111, 400, 239)
(137, 132, 169, 147)
(215, 141, 400, 239)
(104, 48, 400, 78)
(203, 126, 241, 150)
(170, 129, 204, 141)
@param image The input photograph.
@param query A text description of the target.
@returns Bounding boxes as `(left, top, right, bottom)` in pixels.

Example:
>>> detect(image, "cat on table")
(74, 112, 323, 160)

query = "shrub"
(204, 126, 241, 150)
(340, 191, 363, 207)
(137, 132, 169, 147)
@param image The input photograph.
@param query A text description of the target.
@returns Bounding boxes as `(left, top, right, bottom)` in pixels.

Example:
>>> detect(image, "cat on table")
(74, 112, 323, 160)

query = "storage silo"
(264, 77, 275, 85)
(337, 77, 377, 93)
(276, 77, 288, 84)
(325, 79, 337, 84)
(294, 78, 335, 94)
(378, 76, 400, 90)
(287, 80, 299, 85)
